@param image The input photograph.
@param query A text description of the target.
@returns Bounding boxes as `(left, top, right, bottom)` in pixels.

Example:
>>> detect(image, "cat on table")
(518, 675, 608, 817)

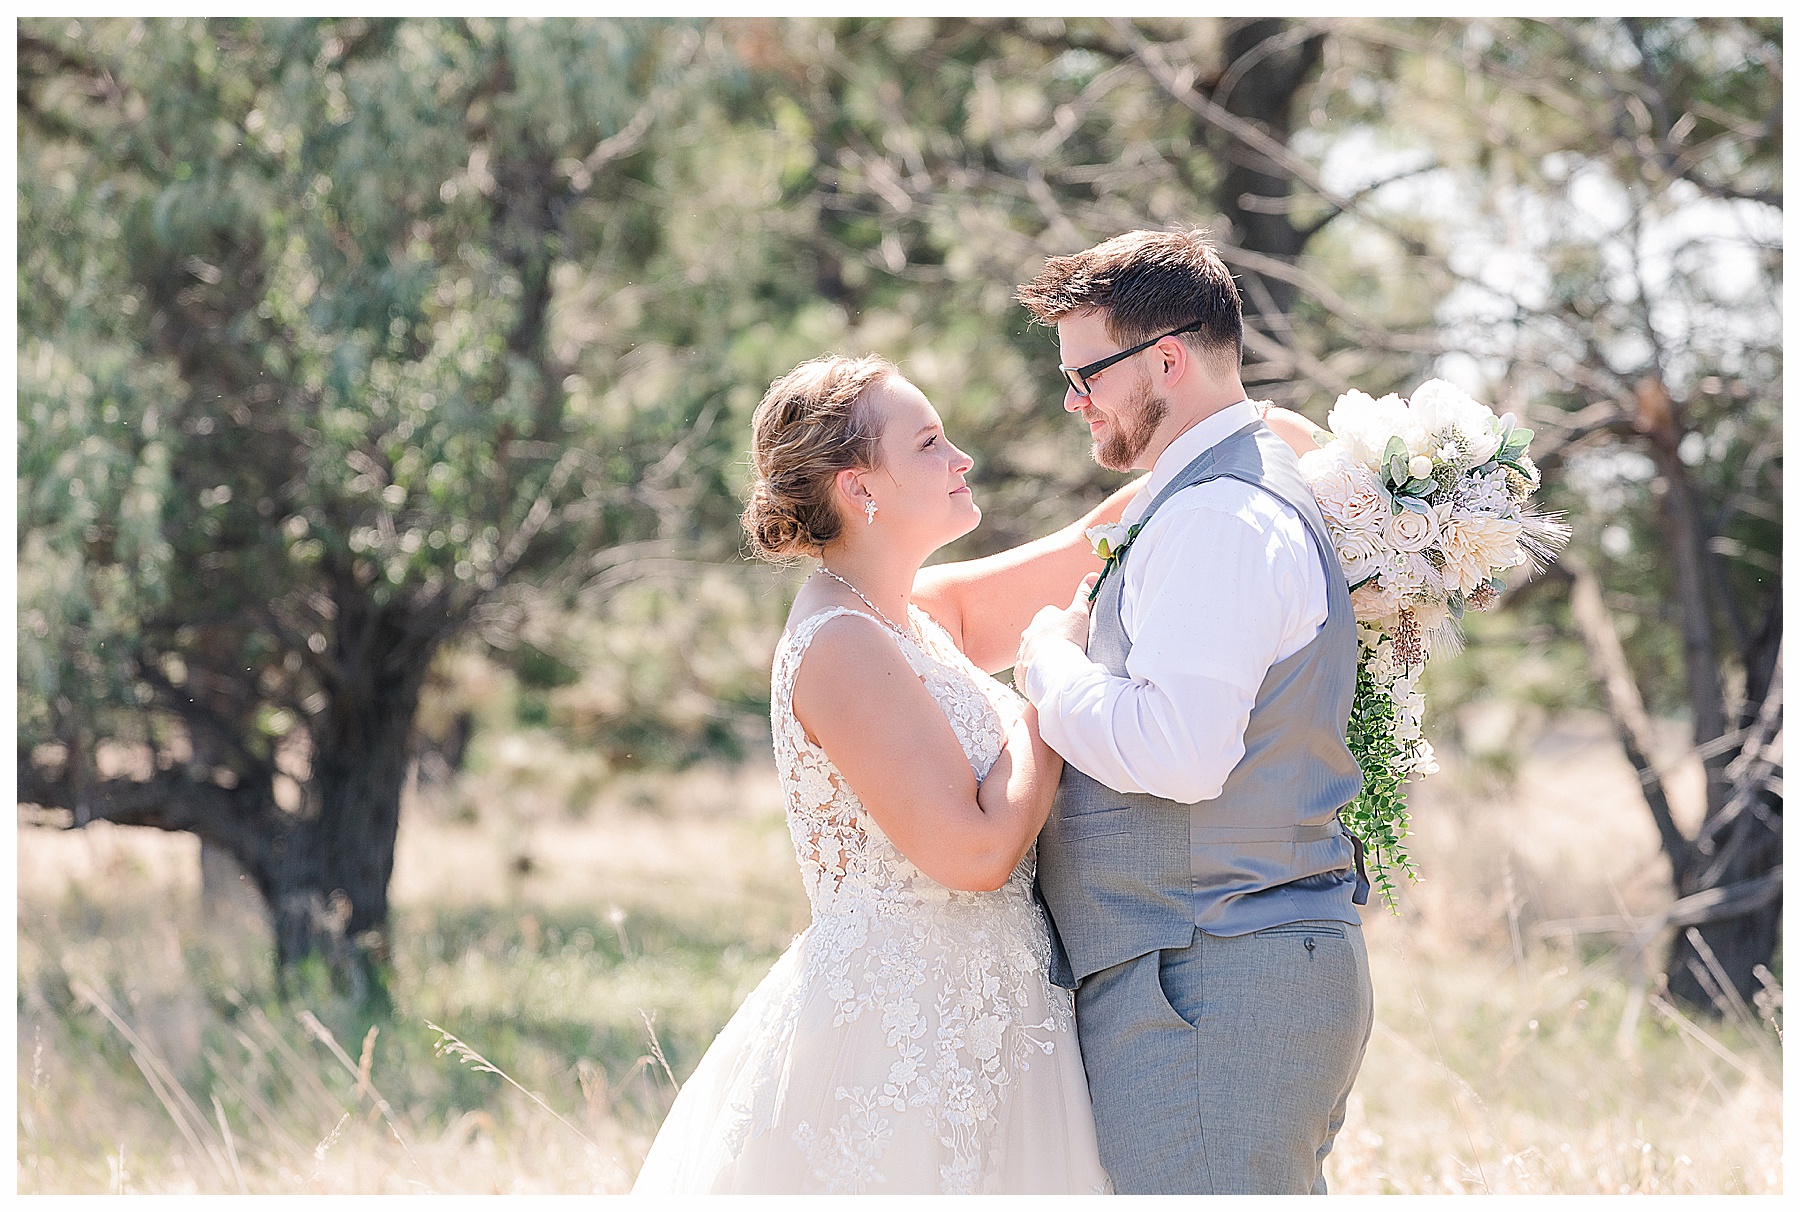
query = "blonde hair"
(743, 354, 896, 560)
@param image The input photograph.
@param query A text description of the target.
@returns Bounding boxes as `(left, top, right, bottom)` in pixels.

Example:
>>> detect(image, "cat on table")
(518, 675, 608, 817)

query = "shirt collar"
(1124, 398, 1260, 524)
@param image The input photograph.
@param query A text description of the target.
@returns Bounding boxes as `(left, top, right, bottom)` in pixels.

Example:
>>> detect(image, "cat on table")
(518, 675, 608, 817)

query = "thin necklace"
(816, 566, 914, 639)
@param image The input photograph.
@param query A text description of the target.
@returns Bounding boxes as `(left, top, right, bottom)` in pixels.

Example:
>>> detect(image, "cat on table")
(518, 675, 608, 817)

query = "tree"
(16, 17, 714, 997)
(1359, 18, 1781, 1013)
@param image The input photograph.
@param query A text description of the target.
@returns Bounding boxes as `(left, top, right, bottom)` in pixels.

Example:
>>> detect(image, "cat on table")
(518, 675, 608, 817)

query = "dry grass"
(14, 711, 1783, 1193)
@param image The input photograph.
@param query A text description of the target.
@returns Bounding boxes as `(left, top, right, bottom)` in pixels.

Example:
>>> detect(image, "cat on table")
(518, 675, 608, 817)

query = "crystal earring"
(864, 499, 878, 524)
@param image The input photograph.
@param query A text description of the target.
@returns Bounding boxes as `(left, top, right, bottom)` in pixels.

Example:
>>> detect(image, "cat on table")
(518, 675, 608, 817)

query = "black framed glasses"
(1058, 321, 1204, 397)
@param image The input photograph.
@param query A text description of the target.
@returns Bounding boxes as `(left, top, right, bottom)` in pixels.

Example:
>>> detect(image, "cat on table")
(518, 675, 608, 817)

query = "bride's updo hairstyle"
(744, 353, 897, 561)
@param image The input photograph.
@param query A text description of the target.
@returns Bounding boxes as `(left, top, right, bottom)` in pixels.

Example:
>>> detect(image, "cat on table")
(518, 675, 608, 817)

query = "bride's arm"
(912, 474, 1147, 675)
(792, 615, 1061, 892)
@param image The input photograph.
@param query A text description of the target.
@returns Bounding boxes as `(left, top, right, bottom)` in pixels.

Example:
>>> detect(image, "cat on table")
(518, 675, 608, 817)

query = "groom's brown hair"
(1016, 227, 1243, 369)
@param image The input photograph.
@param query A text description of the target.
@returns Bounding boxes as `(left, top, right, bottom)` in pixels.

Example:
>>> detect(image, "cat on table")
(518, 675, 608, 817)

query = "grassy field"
(15, 709, 1784, 1194)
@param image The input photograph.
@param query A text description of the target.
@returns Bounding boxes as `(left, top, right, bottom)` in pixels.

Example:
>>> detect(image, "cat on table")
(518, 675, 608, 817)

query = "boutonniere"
(1084, 521, 1142, 602)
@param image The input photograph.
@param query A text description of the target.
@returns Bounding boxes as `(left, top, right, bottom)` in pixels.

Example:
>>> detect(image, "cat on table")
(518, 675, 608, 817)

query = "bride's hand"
(1016, 573, 1098, 681)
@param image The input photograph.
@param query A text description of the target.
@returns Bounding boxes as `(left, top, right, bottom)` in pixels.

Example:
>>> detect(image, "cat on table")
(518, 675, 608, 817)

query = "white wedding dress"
(632, 605, 1110, 1195)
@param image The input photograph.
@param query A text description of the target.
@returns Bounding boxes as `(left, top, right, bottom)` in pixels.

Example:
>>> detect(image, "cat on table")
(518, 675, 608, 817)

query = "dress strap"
(776, 607, 925, 704)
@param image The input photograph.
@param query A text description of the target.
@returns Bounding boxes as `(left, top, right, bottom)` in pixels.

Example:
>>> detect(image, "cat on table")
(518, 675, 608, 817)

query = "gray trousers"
(1075, 920, 1374, 1194)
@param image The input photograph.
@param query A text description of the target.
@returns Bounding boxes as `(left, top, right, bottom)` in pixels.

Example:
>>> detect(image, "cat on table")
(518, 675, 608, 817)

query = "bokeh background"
(15, 17, 1782, 1194)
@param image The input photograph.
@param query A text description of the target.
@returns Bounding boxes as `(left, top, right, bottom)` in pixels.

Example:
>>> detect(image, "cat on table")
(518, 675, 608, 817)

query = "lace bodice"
(771, 604, 1033, 912)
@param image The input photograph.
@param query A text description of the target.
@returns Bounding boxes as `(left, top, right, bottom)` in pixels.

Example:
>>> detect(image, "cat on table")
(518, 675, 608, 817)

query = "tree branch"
(20, 765, 290, 878)
(1556, 559, 1692, 879)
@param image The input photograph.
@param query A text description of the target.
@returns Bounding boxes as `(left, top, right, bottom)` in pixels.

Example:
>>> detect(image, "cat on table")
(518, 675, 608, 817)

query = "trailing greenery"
(1341, 644, 1421, 910)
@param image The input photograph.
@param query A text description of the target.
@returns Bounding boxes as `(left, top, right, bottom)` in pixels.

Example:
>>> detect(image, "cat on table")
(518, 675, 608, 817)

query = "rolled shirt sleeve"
(1022, 481, 1326, 804)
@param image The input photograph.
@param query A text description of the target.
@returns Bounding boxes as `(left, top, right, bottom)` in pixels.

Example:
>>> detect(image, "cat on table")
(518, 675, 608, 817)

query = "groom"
(1013, 228, 1374, 1195)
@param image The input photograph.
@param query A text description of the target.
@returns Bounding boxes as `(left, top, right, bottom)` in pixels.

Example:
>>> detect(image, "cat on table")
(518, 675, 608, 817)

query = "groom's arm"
(912, 474, 1147, 674)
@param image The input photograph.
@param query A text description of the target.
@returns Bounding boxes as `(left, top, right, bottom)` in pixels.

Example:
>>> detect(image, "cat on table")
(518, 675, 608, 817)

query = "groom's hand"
(1017, 573, 1099, 679)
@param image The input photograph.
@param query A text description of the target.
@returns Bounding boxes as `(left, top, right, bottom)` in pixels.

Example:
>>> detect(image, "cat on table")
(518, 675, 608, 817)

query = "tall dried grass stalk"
(425, 1021, 599, 1149)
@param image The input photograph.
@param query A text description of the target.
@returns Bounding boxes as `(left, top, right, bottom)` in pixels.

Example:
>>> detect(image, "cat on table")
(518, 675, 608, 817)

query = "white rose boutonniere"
(1084, 521, 1143, 602)
(1085, 521, 1134, 561)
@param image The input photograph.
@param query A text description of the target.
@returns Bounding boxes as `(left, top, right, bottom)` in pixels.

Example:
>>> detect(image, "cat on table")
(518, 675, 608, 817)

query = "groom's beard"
(1094, 380, 1167, 471)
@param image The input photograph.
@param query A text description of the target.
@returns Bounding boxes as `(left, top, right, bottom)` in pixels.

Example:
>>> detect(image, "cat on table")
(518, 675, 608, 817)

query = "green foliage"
(1341, 650, 1421, 909)
(17, 18, 727, 783)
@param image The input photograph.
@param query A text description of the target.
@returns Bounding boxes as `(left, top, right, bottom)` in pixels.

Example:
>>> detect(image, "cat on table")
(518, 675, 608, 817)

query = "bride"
(631, 353, 1124, 1194)
(630, 353, 1322, 1194)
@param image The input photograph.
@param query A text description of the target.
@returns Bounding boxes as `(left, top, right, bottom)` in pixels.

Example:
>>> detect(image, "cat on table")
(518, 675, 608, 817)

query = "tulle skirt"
(631, 905, 1110, 1195)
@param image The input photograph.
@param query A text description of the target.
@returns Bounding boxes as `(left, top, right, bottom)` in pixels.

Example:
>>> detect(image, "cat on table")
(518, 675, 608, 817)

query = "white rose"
(1385, 503, 1442, 553)
(1333, 526, 1389, 588)
(1085, 521, 1134, 561)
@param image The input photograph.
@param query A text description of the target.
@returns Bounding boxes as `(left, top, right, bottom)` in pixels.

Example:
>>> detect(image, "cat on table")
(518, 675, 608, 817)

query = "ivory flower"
(1334, 527, 1389, 588)
(1409, 378, 1504, 465)
(1350, 578, 1404, 624)
(1385, 504, 1442, 553)
(1301, 446, 1389, 532)
(1085, 522, 1134, 561)
(1439, 514, 1525, 594)
(1327, 390, 1418, 464)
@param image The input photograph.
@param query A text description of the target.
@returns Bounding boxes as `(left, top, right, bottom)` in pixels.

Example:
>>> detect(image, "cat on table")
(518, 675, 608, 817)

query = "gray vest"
(1036, 419, 1367, 987)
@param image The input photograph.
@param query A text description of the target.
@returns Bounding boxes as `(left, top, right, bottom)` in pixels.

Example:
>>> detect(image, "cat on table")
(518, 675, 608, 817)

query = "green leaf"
(1383, 435, 1409, 466)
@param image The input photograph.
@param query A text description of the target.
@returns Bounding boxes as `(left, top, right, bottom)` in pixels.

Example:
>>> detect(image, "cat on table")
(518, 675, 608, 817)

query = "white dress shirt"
(1022, 400, 1329, 804)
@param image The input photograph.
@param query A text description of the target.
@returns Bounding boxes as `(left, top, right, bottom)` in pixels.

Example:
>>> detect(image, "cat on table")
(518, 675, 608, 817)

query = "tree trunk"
(261, 614, 432, 1005)
(1636, 377, 1732, 816)
(1206, 20, 1325, 330)
(1663, 844, 1783, 1017)
(1664, 646, 1783, 1015)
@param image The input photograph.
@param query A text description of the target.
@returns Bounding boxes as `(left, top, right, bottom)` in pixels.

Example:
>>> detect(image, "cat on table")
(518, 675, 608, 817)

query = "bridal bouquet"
(1301, 379, 1570, 907)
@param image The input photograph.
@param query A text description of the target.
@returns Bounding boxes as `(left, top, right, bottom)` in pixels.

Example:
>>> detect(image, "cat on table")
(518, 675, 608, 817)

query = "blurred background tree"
(17, 16, 1779, 1014)
(15, 16, 737, 997)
